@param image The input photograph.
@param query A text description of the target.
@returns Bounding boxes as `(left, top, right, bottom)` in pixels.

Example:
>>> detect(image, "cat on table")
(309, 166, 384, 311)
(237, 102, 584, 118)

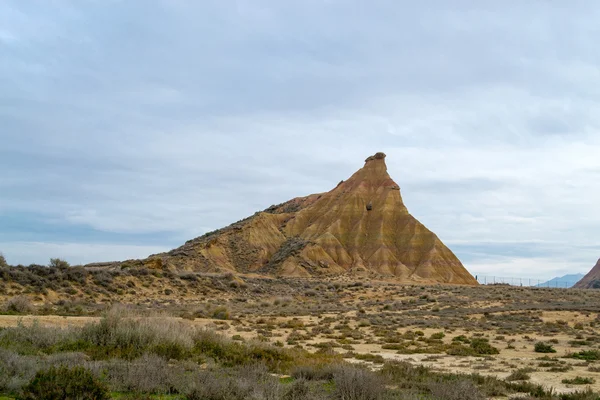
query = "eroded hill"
(91, 153, 476, 285)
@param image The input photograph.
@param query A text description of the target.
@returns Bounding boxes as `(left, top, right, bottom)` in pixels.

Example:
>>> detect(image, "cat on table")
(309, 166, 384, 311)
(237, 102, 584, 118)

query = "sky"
(1, 1, 600, 281)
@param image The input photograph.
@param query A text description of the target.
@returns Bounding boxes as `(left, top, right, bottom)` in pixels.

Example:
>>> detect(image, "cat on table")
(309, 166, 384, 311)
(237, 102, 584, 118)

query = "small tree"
(49, 258, 70, 268)
(0, 252, 7, 267)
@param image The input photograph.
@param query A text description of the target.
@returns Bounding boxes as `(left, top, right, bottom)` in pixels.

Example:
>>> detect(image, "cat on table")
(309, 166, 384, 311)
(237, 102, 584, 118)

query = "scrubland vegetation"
(1, 259, 600, 398)
(1, 307, 599, 399)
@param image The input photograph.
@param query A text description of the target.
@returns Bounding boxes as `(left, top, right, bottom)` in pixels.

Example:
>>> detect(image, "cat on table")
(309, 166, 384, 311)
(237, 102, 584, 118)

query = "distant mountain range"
(536, 274, 585, 288)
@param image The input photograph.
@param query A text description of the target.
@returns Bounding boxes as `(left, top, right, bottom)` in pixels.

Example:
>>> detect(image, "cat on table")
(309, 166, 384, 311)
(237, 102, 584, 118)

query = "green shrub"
(506, 369, 531, 381)
(151, 341, 189, 360)
(0, 253, 7, 267)
(534, 342, 556, 353)
(562, 376, 595, 385)
(18, 365, 109, 400)
(353, 353, 385, 364)
(470, 338, 499, 355)
(211, 306, 230, 320)
(380, 361, 432, 388)
(569, 350, 600, 361)
(446, 343, 476, 356)
(452, 335, 470, 343)
(548, 365, 572, 372)
(193, 330, 291, 369)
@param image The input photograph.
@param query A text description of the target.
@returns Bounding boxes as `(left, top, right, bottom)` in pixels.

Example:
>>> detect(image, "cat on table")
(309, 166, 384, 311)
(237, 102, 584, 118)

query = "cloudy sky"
(2, 1, 599, 281)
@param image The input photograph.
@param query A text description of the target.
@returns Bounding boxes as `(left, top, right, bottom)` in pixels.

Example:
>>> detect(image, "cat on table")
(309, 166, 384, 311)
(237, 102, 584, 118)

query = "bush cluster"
(18, 365, 109, 400)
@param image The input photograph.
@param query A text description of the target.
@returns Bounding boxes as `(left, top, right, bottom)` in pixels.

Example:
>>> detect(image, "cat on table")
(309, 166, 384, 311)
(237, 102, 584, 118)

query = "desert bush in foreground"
(332, 364, 384, 400)
(78, 307, 194, 360)
(283, 379, 316, 400)
(0, 349, 42, 393)
(184, 364, 281, 400)
(18, 365, 109, 400)
(428, 379, 484, 400)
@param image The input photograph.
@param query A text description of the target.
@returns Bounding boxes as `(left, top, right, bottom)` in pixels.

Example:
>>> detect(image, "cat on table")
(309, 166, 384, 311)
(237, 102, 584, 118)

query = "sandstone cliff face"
(133, 153, 477, 285)
(573, 259, 600, 289)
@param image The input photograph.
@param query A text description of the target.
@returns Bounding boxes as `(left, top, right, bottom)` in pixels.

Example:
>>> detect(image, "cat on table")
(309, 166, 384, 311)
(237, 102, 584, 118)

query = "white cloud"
(1, 1, 600, 277)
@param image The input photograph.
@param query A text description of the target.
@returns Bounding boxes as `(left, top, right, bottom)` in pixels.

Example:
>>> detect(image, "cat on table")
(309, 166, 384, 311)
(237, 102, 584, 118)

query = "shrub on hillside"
(49, 258, 70, 268)
(4, 296, 34, 314)
(18, 365, 109, 400)
(211, 306, 230, 320)
(0, 252, 7, 267)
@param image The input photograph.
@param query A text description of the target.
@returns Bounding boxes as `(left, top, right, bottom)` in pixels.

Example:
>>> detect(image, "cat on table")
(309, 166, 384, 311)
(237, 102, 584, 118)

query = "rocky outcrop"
(101, 153, 477, 285)
(573, 259, 600, 289)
